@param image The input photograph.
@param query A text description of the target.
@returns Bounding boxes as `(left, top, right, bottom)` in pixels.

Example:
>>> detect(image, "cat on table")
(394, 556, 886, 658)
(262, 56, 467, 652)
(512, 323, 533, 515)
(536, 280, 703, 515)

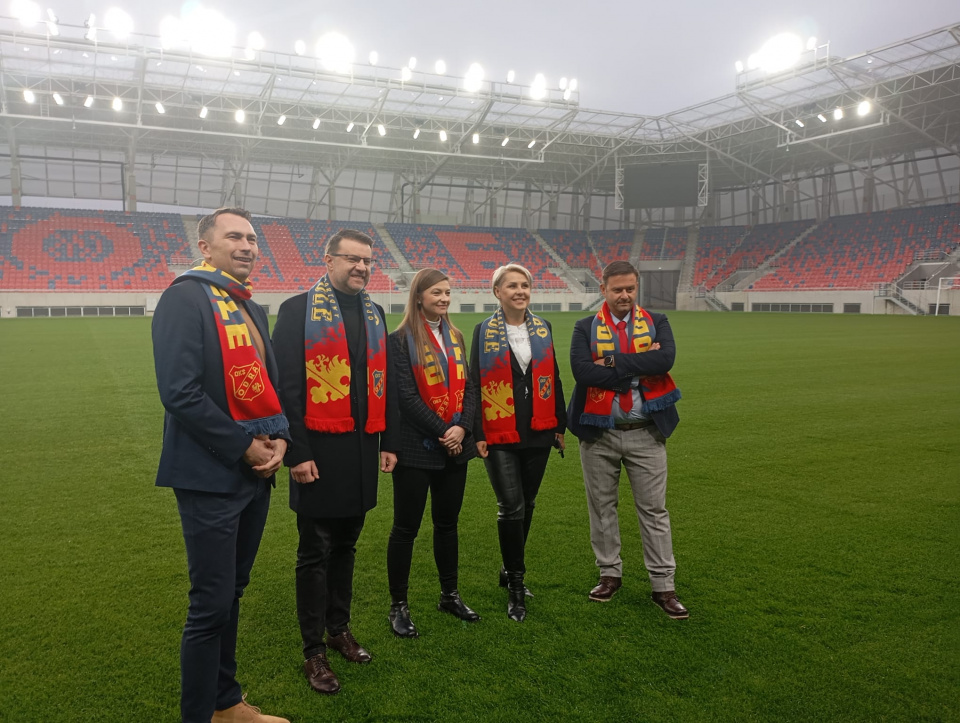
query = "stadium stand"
(385, 224, 567, 288)
(692, 225, 750, 287)
(538, 230, 601, 277)
(750, 205, 960, 290)
(695, 220, 814, 289)
(591, 230, 636, 269)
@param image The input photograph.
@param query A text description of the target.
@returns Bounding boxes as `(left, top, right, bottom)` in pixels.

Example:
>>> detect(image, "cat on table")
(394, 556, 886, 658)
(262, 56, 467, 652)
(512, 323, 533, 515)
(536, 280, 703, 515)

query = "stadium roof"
(1, 17, 959, 202)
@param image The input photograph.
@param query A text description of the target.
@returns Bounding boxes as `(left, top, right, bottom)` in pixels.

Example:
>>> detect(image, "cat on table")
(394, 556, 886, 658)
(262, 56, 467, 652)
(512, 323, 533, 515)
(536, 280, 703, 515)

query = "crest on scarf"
(230, 362, 266, 402)
(306, 354, 351, 403)
(483, 380, 515, 420)
(372, 369, 385, 398)
(538, 375, 553, 401)
(431, 395, 450, 418)
(589, 387, 607, 404)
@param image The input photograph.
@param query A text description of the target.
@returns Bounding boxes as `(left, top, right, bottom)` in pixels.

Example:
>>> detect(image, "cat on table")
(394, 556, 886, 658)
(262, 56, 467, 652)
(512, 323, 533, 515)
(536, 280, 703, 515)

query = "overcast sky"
(66, 0, 958, 115)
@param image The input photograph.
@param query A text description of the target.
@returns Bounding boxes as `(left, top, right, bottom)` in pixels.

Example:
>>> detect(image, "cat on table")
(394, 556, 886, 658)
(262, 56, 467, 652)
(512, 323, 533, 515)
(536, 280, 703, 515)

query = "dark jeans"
(484, 446, 551, 574)
(387, 461, 468, 602)
(295, 514, 365, 659)
(174, 479, 271, 723)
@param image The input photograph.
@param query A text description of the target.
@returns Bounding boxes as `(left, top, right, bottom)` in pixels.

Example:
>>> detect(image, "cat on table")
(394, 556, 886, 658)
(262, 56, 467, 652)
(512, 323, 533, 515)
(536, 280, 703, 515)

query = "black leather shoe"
(651, 590, 689, 619)
(499, 566, 534, 598)
(438, 590, 481, 621)
(389, 601, 419, 638)
(303, 653, 340, 695)
(506, 572, 526, 622)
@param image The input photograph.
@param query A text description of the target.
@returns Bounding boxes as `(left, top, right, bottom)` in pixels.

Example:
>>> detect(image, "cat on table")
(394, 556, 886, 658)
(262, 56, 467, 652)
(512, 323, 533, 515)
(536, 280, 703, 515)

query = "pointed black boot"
(506, 572, 527, 622)
(389, 601, 419, 638)
(438, 589, 481, 621)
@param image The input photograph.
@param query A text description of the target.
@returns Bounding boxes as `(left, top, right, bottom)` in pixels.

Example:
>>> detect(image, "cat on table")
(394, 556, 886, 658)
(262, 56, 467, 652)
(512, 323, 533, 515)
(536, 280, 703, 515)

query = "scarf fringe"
(305, 416, 355, 434)
(531, 415, 558, 432)
(486, 430, 521, 445)
(641, 388, 682, 414)
(238, 414, 289, 437)
(580, 413, 615, 429)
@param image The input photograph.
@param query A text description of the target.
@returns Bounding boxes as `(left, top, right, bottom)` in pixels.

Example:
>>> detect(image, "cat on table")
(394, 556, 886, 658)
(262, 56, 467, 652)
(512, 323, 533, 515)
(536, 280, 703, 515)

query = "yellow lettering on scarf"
(596, 324, 615, 356)
(224, 323, 252, 349)
(422, 346, 445, 385)
(633, 316, 652, 352)
(311, 307, 333, 322)
(452, 344, 464, 380)
(484, 325, 500, 352)
(216, 298, 238, 321)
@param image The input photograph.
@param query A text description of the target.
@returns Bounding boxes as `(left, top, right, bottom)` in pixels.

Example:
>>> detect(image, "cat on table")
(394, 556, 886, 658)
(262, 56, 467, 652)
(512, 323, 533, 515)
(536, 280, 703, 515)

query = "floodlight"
(155, 102, 165, 114)
(112, 97, 123, 111)
(244, 47, 255, 60)
(84, 14, 97, 41)
(754, 33, 803, 73)
(435, 59, 446, 75)
(530, 73, 547, 100)
(23, 89, 35, 103)
(247, 31, 265, 50)
(413, 127, 420, 139)
(52, 92, 63, 105)
(559, 77, 568, 90)
(183, 6, 235, 57)
(464, 62, 484, 92)
(401, 67, 412, 81)
(569, 78, 577, 91)
(12, 0, 42, 28)
(439, 130, 447, 142)
(346, 121, 355, 132)
(375, 123, 386, 136)
(794, 119, 804, 127)
(313, 118, 321, 129)
(235, 109, 245, 123)
(833, 107, 843, 120)
(734, 60, 744, 73)
(472, 133, 479, 144)
(369, 50, 378, 65)
(199, 106, 208, 118)
(277, 115, 286, 125)
(316, 32, 355, 74)
(562, 89, 571, 101)
(294, 39, 305, 55)
(84, 95, 94, 107)
(817, 113, 827, 123)
(501, 137, 509, 147)
(45, 7, 58, 35)
(159, 16, 184, 50)
(806, 36, 817, 51)
(527, 140, 536, 149)
(104, 7, 133, 40)
(506, 69, 515, 83)
(857, 100, 871, 116)
(408, 56, 417, 70)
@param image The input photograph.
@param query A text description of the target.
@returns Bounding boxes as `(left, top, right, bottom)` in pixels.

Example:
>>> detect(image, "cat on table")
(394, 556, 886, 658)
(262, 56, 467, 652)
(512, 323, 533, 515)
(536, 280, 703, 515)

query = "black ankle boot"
(506, 572, 527, 622)
(499, 565, 534, 598)
(389, 601, 419, 638)
(438, 590, 481, 621)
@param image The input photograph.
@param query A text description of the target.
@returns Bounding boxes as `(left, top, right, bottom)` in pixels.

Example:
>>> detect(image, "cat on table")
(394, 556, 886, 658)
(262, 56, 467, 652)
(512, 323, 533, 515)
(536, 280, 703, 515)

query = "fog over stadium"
(63, 0, 959, 114)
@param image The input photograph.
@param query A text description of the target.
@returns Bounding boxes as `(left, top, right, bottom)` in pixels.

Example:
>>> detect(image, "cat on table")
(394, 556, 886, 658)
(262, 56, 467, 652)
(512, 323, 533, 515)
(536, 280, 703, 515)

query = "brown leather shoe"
(588, 576, 622, 602)
(212, 695, 290, 722)
(303, 653, 340, 695)
(651, 590, 689, 619)
(326, 630, 372, 663)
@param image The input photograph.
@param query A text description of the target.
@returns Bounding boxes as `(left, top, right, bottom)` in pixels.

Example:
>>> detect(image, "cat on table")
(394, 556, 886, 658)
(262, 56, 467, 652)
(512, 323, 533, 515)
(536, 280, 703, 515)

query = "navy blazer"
(567, 311, 680, 442)
(152, 279, 288, 493)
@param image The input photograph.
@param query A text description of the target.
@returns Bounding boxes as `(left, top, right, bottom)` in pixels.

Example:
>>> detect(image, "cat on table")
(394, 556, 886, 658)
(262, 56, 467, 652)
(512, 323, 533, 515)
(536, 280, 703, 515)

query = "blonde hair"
(396, 268, 465, 370)
(491, 263, 533, 294)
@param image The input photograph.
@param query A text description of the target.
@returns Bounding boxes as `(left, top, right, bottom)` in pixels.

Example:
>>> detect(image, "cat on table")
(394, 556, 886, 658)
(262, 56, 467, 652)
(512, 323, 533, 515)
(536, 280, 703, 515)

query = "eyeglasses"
(328, 253, 375, 267)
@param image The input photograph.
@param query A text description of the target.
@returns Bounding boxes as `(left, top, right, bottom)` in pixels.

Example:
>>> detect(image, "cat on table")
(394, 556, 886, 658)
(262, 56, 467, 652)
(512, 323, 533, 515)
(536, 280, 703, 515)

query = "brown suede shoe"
(588, 576, 622, 602)
(212, 695, 290, 722)
(303, 653, 340, 695)
(651, 590, 689, 619)
(326, 630, 372, 663)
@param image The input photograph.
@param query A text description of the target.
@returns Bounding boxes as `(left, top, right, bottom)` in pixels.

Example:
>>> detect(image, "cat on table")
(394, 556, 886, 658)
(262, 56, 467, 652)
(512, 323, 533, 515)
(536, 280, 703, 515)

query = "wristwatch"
(604, 355, 615, 368)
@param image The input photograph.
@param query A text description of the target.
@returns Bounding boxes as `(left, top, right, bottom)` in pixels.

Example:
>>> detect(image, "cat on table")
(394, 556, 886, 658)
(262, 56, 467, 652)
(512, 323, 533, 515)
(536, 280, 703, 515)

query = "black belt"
(615, 420, 654, 431)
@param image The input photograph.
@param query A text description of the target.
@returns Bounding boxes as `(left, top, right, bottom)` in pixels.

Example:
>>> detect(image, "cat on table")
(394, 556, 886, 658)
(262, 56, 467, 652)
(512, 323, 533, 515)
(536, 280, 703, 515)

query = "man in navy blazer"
(153, 207, 290, 723)
(568, 260, 688, 620)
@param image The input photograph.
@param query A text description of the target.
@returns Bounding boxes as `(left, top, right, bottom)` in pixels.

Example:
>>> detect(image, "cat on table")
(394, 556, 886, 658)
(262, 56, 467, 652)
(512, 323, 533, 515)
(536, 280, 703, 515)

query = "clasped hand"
(243, 435, 287, 479)
(439, 425, 465, 457)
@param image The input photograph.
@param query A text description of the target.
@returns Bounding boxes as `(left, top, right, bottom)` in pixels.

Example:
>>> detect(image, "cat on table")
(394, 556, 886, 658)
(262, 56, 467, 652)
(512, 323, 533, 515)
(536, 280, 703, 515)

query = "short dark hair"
(198, 207, 252, 240)
(602, 260, 639, 284)
(325, 229, 374, 256)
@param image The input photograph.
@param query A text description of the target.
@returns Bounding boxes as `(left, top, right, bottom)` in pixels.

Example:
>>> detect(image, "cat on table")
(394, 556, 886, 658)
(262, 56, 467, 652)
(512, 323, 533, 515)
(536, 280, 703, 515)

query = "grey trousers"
(579, 426, 676, 591)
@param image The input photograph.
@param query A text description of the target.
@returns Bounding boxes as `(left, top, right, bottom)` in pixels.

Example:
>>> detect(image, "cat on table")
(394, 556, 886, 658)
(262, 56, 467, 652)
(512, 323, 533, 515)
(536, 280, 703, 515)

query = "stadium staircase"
(531, 230, 583, 291)
(678, 227, 700, 289)
(734, 222, 820, 290)
(373, 223, 414, 272)
(631, 227, 646, 260)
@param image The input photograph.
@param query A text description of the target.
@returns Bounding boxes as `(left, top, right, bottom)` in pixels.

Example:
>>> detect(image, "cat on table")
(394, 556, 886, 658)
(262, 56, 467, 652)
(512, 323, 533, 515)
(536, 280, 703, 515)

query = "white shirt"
(506, 323, 532, 374)
(426, 317, 444, 350)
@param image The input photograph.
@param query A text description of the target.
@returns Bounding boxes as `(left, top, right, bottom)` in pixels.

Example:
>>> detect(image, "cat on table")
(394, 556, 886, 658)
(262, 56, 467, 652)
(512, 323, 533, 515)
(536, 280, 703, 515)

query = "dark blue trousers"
(174, 479, 271, 723)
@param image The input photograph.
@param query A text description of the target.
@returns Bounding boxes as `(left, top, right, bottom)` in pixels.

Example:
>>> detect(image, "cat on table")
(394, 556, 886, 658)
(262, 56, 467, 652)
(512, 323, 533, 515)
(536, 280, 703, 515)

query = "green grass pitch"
(1, 311, 958, 721)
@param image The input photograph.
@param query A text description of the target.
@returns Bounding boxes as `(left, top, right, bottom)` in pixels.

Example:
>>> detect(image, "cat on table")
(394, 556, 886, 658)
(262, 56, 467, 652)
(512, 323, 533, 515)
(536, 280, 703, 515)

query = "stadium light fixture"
(401, 66, 412, 82)
(316, 32, 355, 74)
(112, 97, 123, 111)
(559, 77, 568, 90)
(472, 133, 479, 144)
(817, 113, 827, 123)
(506, 69, 515, 83)
(413, 127, 420, 139)
(313, 118, 321, 129)
(794, 119, 804, 128)
(247, 31, 265, 51)
(84, 14, 97, 41)
(439, 129, 447, 142)
(84, 95, 94, 107)
(806, 36, 817, 51)
(12, 0, 42, 28)
(235, 109, 245, 123)
(277, 115, 286, 125)
(833, 107, 843, 120)
(527, 139, 536, 149)
(180, 6, 235, 57)
(562, 89, 571, 101)
(104, 7, 134, 40)
(530, 73, 547, 100)
(346, 121, 355, 132)
(159, 16, 184, 50)
(45, 8, 58, 35)
(569, 78, 578, 91)
(377, 124, 386, 136)
(735, 60, 744, 73)
(243, 47, 255, 60)
(52, 92, 64, 105)
(753, 32, 803, 73)
(294, 39, 305, 55)
(435, 59, 446, 74)
(857, 100, 871, 116)
(408, 56, 417, 70)
(23, 89, 35, 103)
(199, 105, 208, 118)
(369, 50, 378, 65)
(155, 102, 165, 114)
(501, 136, 509, 147)
(464, 63, 484, 92)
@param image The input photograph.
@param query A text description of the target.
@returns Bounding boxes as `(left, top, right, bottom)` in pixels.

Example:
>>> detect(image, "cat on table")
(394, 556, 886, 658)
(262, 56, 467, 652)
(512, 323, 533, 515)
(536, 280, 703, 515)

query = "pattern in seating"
(538, 230, 601, 278)
(591, 230, 636, 270)
(636, 228, 687, 260)
(0, 207, 188, 290)
(386, 224, 567, 288)
(693, 226, 750, 287)
(751, 206, 960, 290)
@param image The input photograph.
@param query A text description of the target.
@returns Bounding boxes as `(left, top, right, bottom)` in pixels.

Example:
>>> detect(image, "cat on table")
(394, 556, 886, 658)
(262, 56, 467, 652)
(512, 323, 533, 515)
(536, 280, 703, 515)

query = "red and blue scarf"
(478, 308, 558, 444)
(303, 274, 387, 434)
(174, 262, 288, 437)
(406, 318, 466, 427)
(581, 302, 681, 429)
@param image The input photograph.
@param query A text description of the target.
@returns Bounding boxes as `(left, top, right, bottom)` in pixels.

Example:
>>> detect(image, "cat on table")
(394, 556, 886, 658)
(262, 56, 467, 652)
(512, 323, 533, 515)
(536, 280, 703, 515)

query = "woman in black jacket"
(386, 267, 481, 638)
(471, 264, 566, 622)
